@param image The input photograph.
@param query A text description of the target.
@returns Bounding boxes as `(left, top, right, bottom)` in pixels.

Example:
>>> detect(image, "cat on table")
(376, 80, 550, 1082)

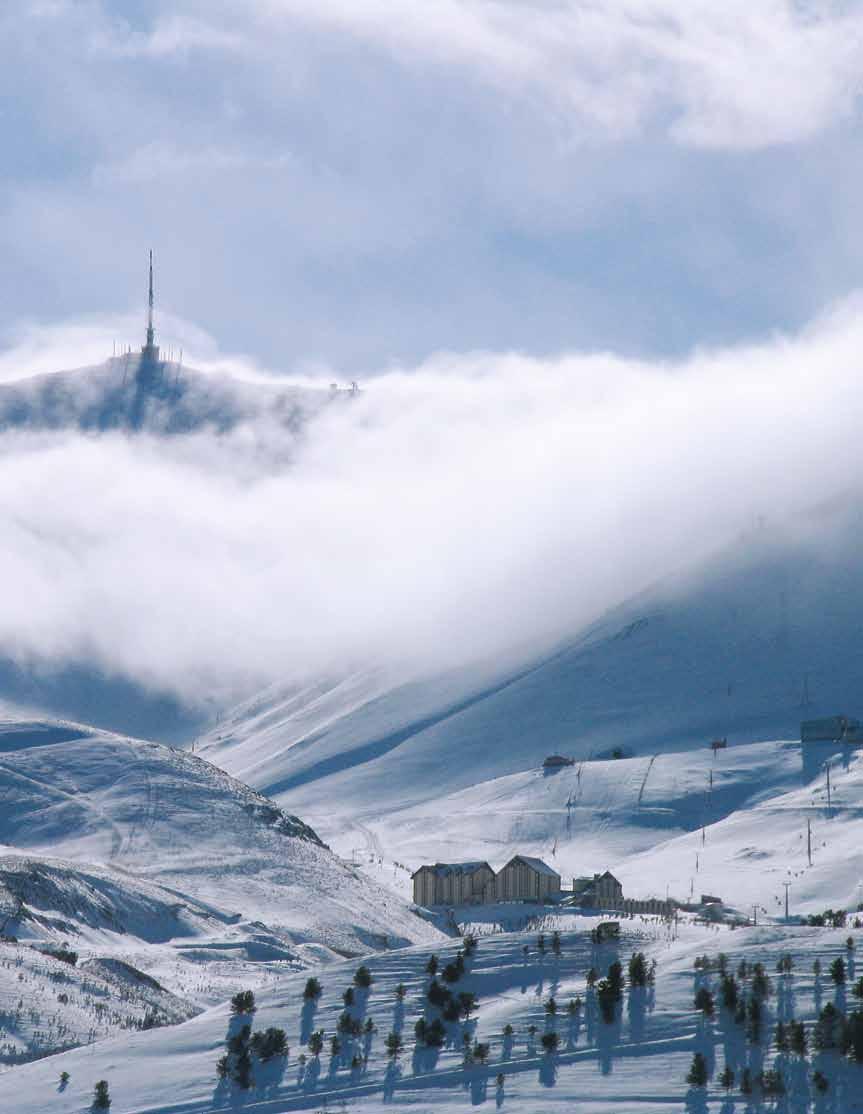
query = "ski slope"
(1, 916, 860, 1112)
(0, 720, 446, 1065)
(197, 524, 863, 930)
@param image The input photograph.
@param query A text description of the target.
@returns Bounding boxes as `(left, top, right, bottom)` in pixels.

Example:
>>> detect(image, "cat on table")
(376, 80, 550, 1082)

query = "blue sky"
(3, 0, 863, 375)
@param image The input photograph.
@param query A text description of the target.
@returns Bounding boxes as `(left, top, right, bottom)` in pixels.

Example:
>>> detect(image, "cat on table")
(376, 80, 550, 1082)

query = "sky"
(2, 1, 863, 375)
(2, 2, 863, 719)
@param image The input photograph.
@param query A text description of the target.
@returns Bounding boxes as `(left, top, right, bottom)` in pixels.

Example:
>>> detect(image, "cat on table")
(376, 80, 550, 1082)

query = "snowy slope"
(199, 521, 863, 831)
(0, 359, 338, 435)
(331, 737, 863, 926)
(0, 720, 444, 958)
(1, 916, 860, 1112)
(0, 718, 449, 1066)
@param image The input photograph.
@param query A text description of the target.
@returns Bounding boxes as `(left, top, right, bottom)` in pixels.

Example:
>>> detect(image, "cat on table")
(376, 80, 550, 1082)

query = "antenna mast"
(146, 249, 155, 349)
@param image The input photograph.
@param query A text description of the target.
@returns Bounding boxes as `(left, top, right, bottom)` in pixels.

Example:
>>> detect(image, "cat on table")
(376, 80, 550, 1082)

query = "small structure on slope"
(496, 855, 561, 903)
(411, 862, 495, 907)
(571, 870, 623, 910)
(542, 754, 575, 771)
(801, 715, 861, 743)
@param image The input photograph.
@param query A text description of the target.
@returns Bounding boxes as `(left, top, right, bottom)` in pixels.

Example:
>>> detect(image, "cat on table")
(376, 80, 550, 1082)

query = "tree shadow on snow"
(684, 1087, 709, 1114)
(382, 1059, 402, 1103)
(302, 1055, 321, 1092)
(300, 999, 318, 1044)
(538, 1054, 557, 1088)
(392, 998, 405, 1036)
(596, 1011, 621, 1076)
(468, 1070, 489, 1105)
(627, 986, 647, 1044)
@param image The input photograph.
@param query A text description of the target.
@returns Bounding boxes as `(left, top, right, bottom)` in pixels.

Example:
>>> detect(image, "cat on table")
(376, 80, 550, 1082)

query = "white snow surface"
(1, 917, 861, 1112)
(0, 719, 445, 1066)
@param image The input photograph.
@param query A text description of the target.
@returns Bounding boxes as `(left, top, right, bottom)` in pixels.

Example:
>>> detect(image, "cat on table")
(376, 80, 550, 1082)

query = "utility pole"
(782, 882, 791, 922)
(752, 904, 758, 926)
(807, 817, 812, 866)
(826, 761, 832, 814)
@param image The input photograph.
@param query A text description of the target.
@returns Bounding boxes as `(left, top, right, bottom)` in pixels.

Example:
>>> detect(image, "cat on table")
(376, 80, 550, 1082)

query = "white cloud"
(261, 0, 863, 148)
(2, 300, 863, 708)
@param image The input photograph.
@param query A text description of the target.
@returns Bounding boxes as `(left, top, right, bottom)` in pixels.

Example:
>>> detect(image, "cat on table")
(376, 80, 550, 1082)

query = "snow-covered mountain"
(0, 358, 340, 435)
(0, 718, 445, 1065)
(199, 516, 863, 830)
(1, 913, 859, 1113)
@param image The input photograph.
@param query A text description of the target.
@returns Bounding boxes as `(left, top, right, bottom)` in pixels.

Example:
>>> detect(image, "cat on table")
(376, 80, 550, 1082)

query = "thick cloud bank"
(2, 299, 863, 708)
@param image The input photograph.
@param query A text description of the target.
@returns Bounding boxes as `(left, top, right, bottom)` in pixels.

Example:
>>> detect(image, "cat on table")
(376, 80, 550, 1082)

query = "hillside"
(0, 719, 445, 1063)
(0, 358, 340, 435)
(199, 517, 863, 835)
(1, 916, 860, 1112)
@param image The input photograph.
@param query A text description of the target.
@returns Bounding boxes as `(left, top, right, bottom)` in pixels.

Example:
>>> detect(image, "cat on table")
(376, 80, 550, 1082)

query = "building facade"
(572, 870, 624, 909)
(495, 855, 561, 902)
(411, 862, 495, 907)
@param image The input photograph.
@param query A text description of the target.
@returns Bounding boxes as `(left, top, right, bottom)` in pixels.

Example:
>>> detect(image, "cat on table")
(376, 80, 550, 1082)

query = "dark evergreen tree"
(830, 957, 846, 985)
(752, 963, 770, 999)
(720, 974, 739, 1011)
(790, 1020, 807, 1056)
(686, 1052, 708, 1087)
(354, 965, 373, 989)
(250, 1027, 288, 1061)
(472, 1041, 490, 1064)
(747, 996, 762, 1043)
(628, 952, 648, 987)
(596, 979, 617, 1024)
(425, 954, 439, 977)
(230, 990, 256, 1015)
(719, 1065, 734, 1091)
(308, 1030, 324, 1057)
(385, 1031, 403, 1058)
(694, 987, 715, 1017)
(844, 1010, 863, 1062)
(425, 1018, 446, 1047)
(427, 978, 451, 1009)
(813, 1003, 845, 1051)
(551, 931, 562, 956)
(93, 1080, 111, 1109)
(458, 991, 478, 1020)
(540, 1031, 559, 1053)
(303, 977, 322, 1001)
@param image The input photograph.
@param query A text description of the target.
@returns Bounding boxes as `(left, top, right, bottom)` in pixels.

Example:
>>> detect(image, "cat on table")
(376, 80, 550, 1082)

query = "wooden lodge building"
(411, 856, 560, 907)
(572, 870, 624, 910)
(496, 855, 562, 902)
(411, 861, 496, 907)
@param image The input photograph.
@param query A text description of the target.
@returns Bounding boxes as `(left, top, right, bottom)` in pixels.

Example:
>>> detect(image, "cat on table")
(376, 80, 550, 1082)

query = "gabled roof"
(411, 861, 492, 879)
(596, 870, 622, 885)
(505, 855, 560, 878)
